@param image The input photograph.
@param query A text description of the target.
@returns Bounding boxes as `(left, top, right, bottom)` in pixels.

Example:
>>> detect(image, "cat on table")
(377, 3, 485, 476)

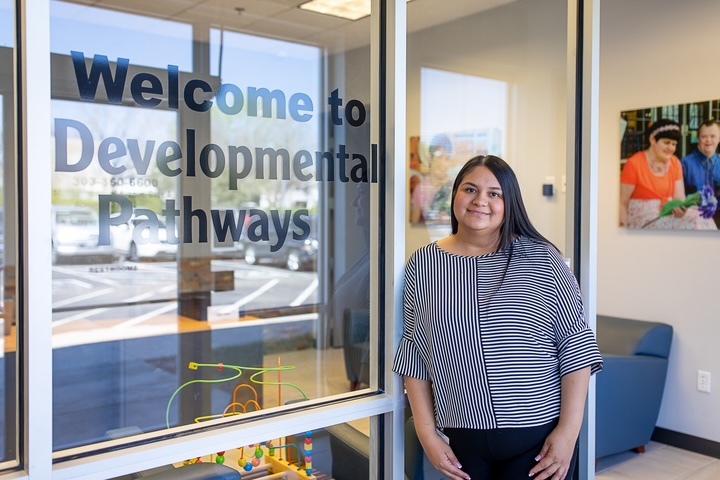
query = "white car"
(110, 216, 177, 261)
(51, 206, 116, 264)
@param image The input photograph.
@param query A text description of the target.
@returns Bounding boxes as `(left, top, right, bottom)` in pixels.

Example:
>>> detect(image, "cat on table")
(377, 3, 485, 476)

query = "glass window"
(405, 0, 583, 477)
(0, 0, 16, 468)
(412, 67, 507, 226)
(402, 1, 579, 359)
(407, 0, 572, 253)
(49, 0, 376, 462)
(50, 1, 192, 71)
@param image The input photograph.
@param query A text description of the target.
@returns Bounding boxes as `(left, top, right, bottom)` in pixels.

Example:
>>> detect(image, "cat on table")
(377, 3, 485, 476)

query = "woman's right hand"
(418, 431, 470, 480)
(404, 376, 470, 479)
(672, 206, 687, 218)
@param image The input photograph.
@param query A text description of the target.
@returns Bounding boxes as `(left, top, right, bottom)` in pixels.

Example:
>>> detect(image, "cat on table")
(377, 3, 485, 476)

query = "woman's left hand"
(528, 426, 577, 480)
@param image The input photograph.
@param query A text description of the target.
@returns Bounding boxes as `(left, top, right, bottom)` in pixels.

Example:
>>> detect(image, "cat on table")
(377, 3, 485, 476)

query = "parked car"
(51, 206, 115, 264)
(241, 217, 318, 271)
(209, 206, 251, 259)
(110, 215, 177, 261)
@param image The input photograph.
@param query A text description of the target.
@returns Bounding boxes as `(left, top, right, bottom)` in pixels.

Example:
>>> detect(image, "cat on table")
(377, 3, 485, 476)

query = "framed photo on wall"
(619, 101, 720, 230)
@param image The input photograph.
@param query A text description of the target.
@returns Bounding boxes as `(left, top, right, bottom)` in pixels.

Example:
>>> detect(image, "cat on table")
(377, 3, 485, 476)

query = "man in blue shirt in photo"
(681, 119, 720, 226)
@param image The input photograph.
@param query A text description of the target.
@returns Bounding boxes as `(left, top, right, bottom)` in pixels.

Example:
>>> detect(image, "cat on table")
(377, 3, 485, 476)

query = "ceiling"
(69, 0, 516, 51)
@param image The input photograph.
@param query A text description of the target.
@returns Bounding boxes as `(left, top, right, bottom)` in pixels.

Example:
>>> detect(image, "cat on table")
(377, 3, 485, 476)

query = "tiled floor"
(597, 442, 720, 480)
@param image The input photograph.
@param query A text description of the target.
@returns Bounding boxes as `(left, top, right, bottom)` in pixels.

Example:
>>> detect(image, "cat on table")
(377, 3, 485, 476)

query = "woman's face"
(650, 136, 677, 162)
(453, 165, 505, 236)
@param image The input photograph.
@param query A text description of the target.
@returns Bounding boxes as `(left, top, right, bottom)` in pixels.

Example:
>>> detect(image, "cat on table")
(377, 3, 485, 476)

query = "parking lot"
(51, 258, 320, 346)
(45, 256, 325, 450)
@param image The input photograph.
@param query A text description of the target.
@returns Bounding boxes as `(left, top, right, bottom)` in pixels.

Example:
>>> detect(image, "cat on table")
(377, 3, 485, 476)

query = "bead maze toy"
(167, 360, 328, 479)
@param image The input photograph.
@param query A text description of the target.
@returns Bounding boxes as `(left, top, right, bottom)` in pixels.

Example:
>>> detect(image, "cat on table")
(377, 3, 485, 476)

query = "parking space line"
(52, 287, 115, 308)
(127, 284, 176, 302)
(111, 302, 178, 330)
(53, 307, 110, 327)
(290, 278, 318, 306)
(55, 278, 93, 289)
(52, 285, 178, 328)
(218, 279, 280, 315)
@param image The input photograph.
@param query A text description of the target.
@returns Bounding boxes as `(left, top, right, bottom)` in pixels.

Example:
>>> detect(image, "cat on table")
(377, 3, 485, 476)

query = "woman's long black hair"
(450, 155, 557, 253)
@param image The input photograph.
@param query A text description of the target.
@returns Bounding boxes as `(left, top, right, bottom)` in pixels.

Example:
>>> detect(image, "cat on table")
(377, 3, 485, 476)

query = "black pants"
(444, 419, 578, 480)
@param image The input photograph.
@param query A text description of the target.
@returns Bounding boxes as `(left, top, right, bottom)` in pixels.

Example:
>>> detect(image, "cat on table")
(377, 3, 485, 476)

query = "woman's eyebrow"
(461, 181, 501, 190)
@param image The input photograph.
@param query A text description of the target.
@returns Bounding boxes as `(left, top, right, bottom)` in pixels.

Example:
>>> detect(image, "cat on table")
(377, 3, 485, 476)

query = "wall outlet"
(697, 370, 711, 393)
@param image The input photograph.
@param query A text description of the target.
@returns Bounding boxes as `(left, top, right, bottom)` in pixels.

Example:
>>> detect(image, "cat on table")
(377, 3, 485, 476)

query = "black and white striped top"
(393, 236, 603, 430)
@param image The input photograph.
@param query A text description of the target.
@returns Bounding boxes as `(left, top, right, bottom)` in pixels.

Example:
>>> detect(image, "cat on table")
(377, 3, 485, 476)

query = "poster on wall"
(409, 129, 501, 225)
(619, 101, 720, 230)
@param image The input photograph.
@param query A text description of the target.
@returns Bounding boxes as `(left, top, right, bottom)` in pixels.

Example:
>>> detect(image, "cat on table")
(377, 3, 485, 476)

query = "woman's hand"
(619, 182, 635, 227)
(672, 206, 687, 217)
(530, 367, 590, 479)
(403, 376, 470, 480)
(528, 425, 577, 480)
(417, 430, 470, 480)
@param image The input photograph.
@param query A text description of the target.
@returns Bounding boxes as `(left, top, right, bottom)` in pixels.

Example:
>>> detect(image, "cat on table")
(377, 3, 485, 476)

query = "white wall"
(599, 0, 720, 442)
(405, 0, 570, 258)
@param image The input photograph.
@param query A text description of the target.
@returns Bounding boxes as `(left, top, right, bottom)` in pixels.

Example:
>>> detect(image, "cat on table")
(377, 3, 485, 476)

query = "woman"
(619, 118, 716, 229)
(393, 155, 602, 480)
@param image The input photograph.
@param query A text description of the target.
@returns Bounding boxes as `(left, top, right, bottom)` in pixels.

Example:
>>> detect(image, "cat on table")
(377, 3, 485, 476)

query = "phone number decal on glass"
(73, 177, 160, 188)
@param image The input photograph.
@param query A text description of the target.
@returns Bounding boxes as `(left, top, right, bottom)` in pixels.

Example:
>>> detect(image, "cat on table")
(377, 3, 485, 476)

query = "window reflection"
(51, 205, 115, 264)
(50, 1, 192, 70)
(411, 68, 507, 228)
(50, 0, 373, 455)
(207, 28, 322, 318)
(406, 0, 571, 253)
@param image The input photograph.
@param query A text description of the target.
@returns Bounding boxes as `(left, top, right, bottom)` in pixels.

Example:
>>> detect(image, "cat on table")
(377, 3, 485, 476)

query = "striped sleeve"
(548, 248, 603, 377)
(392, 253, 431, 381)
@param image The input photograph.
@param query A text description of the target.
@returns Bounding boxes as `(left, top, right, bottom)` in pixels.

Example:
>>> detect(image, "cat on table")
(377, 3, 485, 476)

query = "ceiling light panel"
(300, 0, 371, 20)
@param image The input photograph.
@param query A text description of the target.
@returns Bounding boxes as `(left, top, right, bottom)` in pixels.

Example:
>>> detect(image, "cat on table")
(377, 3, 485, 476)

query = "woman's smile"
(453, 166, 504, 235)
